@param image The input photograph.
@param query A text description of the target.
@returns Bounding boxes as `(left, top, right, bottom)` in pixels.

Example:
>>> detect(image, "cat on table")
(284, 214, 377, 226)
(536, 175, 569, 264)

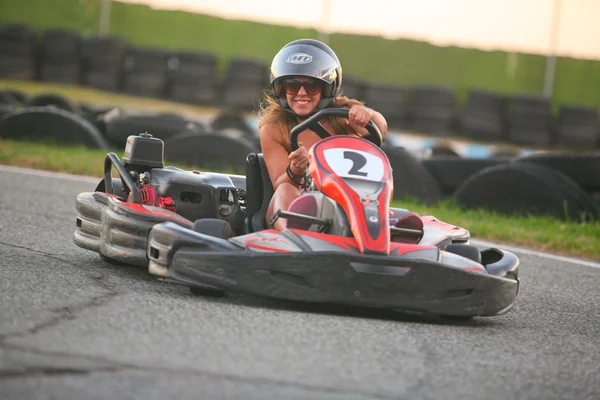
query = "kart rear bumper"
(73, 192, 191, 266)
(148, 222, 518, 317)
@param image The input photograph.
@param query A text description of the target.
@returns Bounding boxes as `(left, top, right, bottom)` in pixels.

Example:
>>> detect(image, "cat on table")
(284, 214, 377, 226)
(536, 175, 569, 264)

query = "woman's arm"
(347, 105, 388, 138)
(259, 123, 307, 190)
(370, 110, 388, 137)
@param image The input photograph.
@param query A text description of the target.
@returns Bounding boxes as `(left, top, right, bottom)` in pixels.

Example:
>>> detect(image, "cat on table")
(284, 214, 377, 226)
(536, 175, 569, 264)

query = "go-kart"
(136, 109, 520, 318)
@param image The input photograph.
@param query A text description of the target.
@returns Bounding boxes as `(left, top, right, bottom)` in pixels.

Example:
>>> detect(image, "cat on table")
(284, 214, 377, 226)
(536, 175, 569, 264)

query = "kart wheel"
(189, 284, 225, 297)
(192, 218, 232, 239)
(444, 244, 482, 264)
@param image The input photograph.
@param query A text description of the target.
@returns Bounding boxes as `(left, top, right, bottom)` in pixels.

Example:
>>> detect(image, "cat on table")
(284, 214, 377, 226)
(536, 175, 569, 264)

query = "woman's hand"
(348, 105, 375, 127)
(288, 141, 310, 173)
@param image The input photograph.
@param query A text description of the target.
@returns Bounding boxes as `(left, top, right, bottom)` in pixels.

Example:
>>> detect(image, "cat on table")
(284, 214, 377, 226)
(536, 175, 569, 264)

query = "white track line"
(0, 165, 100, 183)
(3, 165, 599, 269)
(471, 239, 600, 269)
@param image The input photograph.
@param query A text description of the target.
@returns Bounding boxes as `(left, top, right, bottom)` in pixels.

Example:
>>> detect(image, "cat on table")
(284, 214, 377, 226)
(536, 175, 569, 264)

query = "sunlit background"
(121, 0, 600, 59)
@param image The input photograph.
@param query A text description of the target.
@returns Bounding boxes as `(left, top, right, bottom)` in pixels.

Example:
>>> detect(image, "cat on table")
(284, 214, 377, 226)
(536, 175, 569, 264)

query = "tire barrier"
(421, 142, 462, 159)
(26, 92, 82, 114)
(220, 57, 269, 112)
(0, 90, 19, 106)
(102, 109, 207, 147)
(516, 152, 600, 194)
(0, 103, 15, 119)
(210, 110, 255, 137)
(168, 51, 218, 106)
(556, 105, 599, 150)
(0, 106, 108, 149)
(382, 143, 442, 204)
(0, 24, 37, 80)
(341, 76, 364, 102)
(164, 131, 258, 174)
(0, 83, 596, 221)
(37, 29, 82, 85)
(461, 90, 507, 142)
(122, 47, 170, 98)
(362, 82, 409, 129)
(0, 89, 28, 105)
(423, 156, 511, 196)
(78, 103, 118, 135)
(410, 86, 458, 137)
(454, 162, 597, 222)
(1, 22, 600, 151)
(506, 94, 553, 147)
(488, 145, 522, 158)
(80, 36, 128, 92)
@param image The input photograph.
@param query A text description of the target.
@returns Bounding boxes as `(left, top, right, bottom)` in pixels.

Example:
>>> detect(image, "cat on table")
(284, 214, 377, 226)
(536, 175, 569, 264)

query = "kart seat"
(286, 192, 336, 231)
(392, 211, 424, 244)
(244, 153, 274, 233)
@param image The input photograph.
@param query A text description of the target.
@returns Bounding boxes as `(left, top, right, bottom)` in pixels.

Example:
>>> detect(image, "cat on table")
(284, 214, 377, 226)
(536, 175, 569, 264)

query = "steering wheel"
(290, 108, 382, 151)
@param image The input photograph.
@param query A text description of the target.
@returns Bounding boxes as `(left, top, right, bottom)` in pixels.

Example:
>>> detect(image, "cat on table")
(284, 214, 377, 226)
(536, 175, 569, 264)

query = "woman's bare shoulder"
(260, 121, 285, 142)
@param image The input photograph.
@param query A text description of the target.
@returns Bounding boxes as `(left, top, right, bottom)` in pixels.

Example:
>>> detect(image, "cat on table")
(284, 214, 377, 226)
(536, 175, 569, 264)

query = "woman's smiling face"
(283, 76, 323, 116)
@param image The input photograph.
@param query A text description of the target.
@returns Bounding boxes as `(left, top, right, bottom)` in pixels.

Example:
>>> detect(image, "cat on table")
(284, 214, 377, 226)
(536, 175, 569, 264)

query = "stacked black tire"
(37, 29, 82, 84)
(410, 86, 458, 137)
(220, 57, 269, 112)
(556, 105, 600, 150)
(0, 24, 37, 80)
(122, 47, 170, 98)
(80, 36, 128, 92)
(506, 94, 553, 147)
(461, 90, 507, 142)
(168, 51, 219, 106)
(362, 82, 409, 129)
(340, 76, 364, 102)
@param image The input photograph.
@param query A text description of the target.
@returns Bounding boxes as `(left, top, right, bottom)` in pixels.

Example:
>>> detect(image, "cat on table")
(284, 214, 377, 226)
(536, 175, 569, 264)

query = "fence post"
(317, 0, 332, 44)
(99, 0, 112, 36)
(543, 0, 562, 98)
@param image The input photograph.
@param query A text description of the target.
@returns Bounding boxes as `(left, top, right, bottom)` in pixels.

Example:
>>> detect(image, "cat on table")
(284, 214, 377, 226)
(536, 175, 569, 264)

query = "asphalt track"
(1, 165, 599, 400)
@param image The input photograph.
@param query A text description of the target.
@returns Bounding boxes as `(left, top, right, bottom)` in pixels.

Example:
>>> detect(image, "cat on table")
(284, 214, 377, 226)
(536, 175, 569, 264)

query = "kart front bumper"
(148, 222, 519, 318)
(74, 192, 192, 266)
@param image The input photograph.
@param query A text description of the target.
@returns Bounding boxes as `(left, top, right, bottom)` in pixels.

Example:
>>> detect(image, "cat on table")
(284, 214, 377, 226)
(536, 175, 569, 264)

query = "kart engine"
(121, 133, 174, 210)
(122, 132, 164, 172)
(108, 133, 244, 232)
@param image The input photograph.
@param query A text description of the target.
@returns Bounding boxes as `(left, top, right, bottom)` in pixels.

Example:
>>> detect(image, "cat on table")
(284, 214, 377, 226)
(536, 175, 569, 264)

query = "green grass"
(2, 0, 600, 110)
(0, 79, 220, 118)
(1, 138, 598, 260)
(0, 138, 194, 175)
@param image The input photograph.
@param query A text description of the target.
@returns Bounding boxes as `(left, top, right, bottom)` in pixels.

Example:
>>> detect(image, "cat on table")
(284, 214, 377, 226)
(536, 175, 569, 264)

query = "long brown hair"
(258, 91, 365, 153)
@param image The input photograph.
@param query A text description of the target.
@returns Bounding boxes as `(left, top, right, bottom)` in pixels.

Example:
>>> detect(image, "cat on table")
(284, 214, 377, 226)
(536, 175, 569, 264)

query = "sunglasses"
(282, 79, 323, 96)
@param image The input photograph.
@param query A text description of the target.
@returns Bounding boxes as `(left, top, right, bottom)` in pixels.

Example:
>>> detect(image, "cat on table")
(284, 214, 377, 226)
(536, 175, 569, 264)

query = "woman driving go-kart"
(258, 39, 389, 231)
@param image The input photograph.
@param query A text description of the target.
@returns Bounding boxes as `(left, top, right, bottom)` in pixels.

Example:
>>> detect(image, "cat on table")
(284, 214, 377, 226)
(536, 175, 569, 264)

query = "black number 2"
(343, 151, 368, 176)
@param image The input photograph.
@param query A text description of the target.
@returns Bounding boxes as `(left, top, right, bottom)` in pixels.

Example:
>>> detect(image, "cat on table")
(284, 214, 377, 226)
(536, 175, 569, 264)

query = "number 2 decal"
(322, 148, 385, 181)
(343, 151, 368, 177)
